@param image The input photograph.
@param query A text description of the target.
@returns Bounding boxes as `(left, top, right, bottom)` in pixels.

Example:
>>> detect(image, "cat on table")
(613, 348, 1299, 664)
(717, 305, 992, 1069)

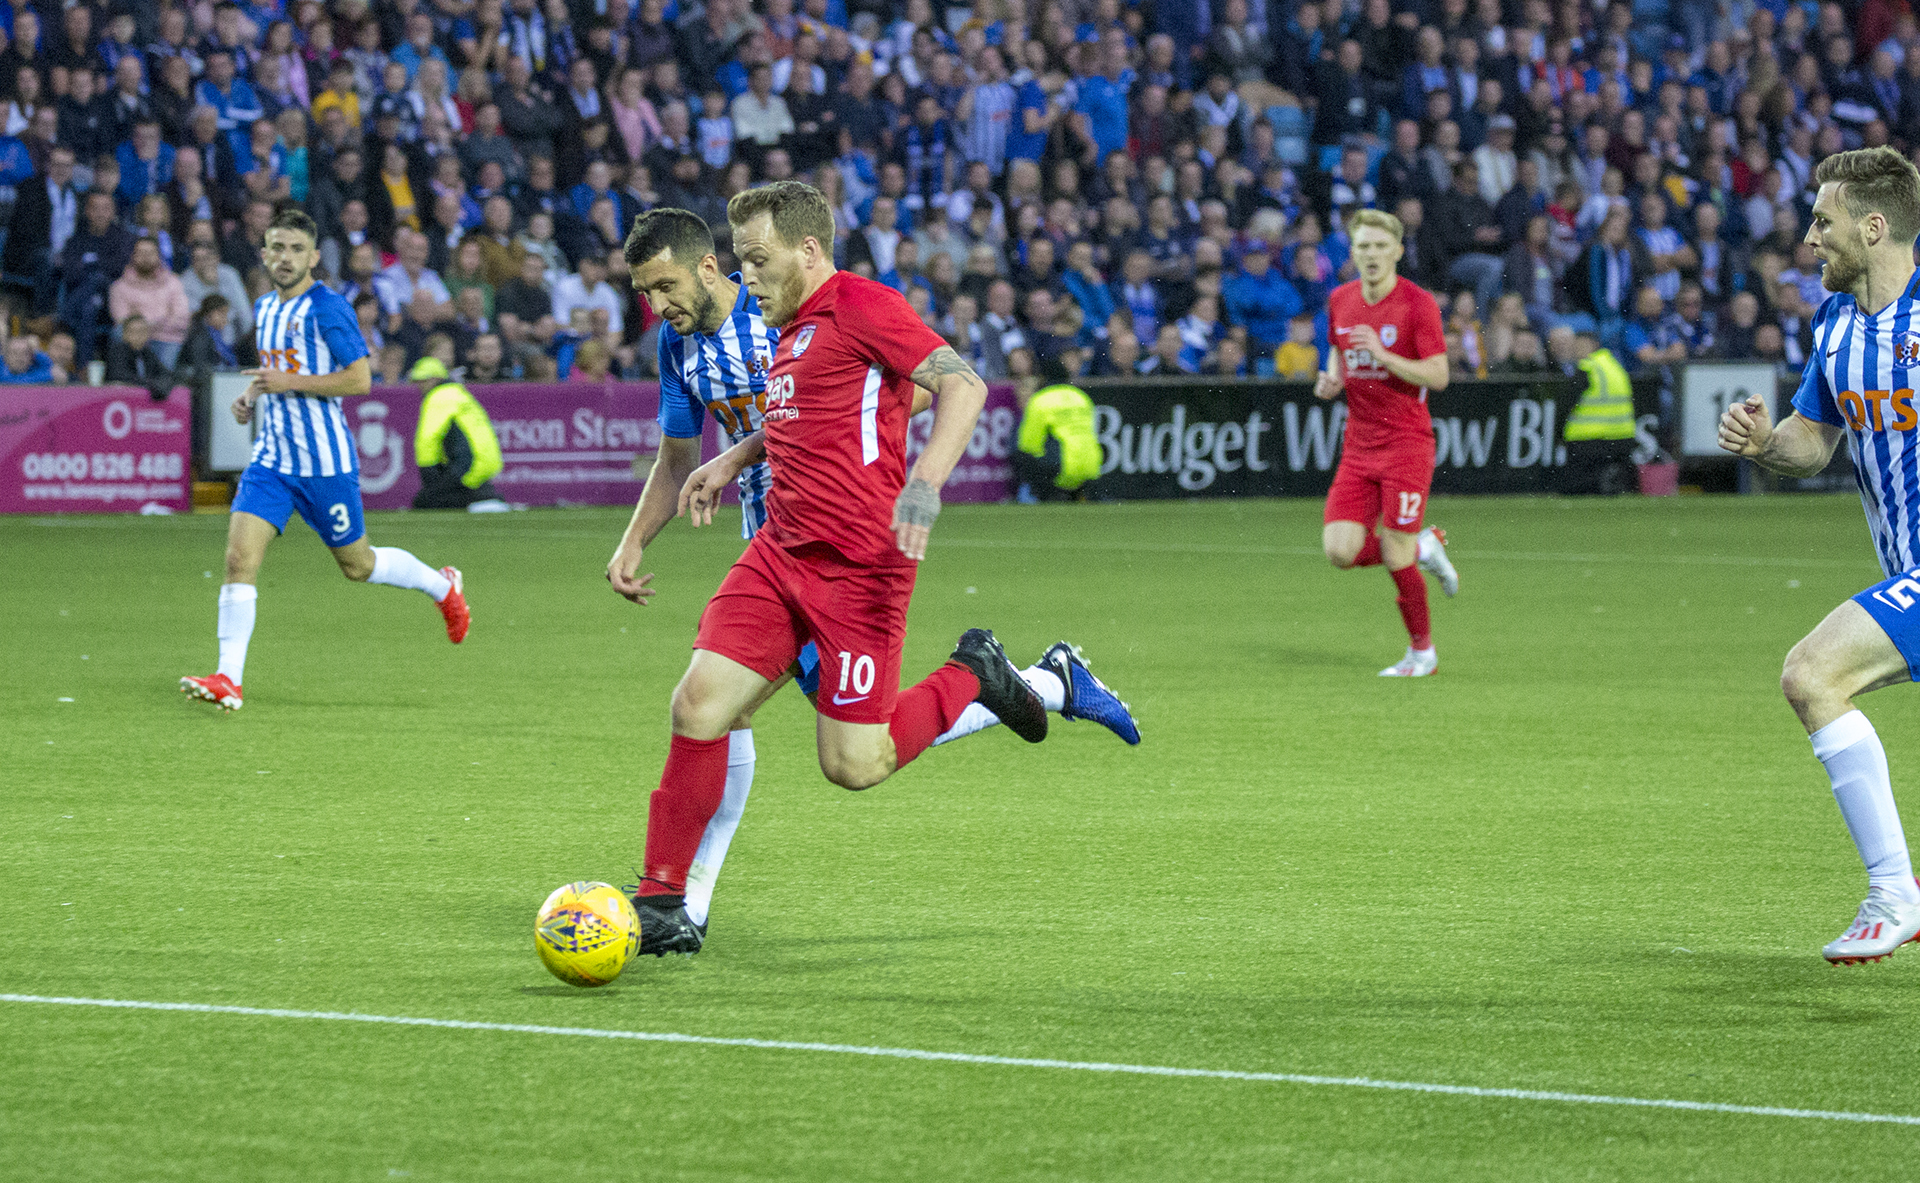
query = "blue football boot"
(1038, 642, 1141, 745)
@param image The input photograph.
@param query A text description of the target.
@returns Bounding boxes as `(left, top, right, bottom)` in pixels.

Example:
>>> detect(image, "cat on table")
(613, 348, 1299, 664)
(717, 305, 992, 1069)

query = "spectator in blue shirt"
(1061, 241, 1116, 345)
(569, 159, 619, 222)
(0, 132, 35, 187)
(1177, 294, 1224, 372)
(114, 121, 177, 207)
(1112, 249, 1162, 345)
(1006, 68, 1057, 164)
(1621, 284, 1690, 373)
(194, 51, 264, 161)
(0, 336, 54, 384)
(1072, 37, 1133, 163)
(391, 12, 451, 85)
(1222, 246, 1303, 357)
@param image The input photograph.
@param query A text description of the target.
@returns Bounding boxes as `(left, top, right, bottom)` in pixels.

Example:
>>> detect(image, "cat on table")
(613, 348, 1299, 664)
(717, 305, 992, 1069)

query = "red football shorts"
(1324, 440, 1437, 533)
(694, 532, 917, 725)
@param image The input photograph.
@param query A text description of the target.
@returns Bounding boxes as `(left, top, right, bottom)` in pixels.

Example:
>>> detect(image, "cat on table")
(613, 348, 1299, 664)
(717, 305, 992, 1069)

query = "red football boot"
(180, 673, 243, 711)
(437, 566, 470, 643)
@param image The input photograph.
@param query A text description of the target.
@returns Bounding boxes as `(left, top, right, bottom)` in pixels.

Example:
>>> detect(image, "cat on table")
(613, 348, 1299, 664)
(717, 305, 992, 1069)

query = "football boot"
(180, 673, 243, 711)
(1038, 642, 1141, 745)
(950, 628, 1047, 742)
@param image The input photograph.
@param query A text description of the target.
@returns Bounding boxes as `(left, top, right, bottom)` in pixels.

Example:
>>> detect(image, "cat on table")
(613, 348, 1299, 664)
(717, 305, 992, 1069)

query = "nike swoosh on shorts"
(832, 693, 869, 705)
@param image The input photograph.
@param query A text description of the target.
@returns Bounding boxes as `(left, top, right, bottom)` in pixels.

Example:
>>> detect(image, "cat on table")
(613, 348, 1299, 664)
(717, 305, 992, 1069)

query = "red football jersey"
(760, 271, 948, 569)
(1326, 276, 1446, 453)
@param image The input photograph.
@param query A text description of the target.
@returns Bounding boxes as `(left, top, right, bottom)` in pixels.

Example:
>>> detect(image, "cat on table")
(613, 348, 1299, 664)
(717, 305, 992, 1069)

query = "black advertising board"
(1078, 377, 1589, 498)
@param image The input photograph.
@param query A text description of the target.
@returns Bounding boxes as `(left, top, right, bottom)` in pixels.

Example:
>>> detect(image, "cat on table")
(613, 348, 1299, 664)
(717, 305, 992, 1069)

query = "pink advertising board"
(352, 379, 1019, 511)
(0, 385, 192, 514)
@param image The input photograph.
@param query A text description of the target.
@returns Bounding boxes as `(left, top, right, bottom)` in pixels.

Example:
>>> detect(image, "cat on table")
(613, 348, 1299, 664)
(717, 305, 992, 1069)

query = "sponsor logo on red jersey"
(765, 372, 798, 421)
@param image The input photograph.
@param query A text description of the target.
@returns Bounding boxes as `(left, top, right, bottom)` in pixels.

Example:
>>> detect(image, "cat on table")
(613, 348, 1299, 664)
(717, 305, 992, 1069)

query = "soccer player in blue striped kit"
(605, 208, 1139, 952)
(1720, 147, 1920, 963)
(181, 209, 470, 712)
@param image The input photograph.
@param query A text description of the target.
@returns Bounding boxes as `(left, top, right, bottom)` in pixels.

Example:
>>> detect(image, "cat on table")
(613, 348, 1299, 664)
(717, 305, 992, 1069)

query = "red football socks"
(888, 662, 980, 768)
(639, 733, 731, 898)
(1350, 534, 1383, 567)
(1390, 563, 1432, 650)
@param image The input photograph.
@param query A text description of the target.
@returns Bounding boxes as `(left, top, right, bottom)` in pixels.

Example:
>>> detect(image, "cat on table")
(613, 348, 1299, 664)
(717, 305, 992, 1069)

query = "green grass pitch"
(5, 494, 1920, 1180)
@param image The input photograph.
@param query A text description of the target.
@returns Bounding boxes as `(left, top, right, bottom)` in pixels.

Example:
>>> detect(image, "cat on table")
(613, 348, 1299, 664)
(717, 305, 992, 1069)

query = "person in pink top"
(108, 235, 191, 369)
(607, 66, 663, 162)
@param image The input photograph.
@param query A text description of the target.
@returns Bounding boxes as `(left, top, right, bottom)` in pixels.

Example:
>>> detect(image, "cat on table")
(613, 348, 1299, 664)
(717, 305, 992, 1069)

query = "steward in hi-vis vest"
(1557, 333, 1639, 494)
(1013, 359, 1103, 502)
(1565, 345, 1636, 441)
(410, 357, 507, 510)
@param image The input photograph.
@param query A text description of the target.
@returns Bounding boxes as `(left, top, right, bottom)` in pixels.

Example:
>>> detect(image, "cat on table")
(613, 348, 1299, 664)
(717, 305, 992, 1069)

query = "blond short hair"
(727, 180, 836, 250)
(1347, 209, 1405, 242)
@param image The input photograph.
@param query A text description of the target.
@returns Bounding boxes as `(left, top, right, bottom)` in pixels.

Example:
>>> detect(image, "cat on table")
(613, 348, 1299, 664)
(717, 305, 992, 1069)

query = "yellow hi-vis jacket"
(415, 380, 504, 488)
(1564, 347, 1636, 441)
(1016, 384, 1102, 490)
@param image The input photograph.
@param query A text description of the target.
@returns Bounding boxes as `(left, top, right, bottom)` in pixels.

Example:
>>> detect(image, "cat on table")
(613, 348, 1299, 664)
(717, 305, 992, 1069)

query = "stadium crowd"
(0, 0, 1898, 394)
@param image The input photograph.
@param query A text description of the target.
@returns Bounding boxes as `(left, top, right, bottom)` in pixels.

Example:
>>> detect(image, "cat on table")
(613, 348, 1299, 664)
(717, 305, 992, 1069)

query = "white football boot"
(1822, 890, 1920, 965)
(1417, 526, 1459, 597)
(1378, 646, 1439, 677)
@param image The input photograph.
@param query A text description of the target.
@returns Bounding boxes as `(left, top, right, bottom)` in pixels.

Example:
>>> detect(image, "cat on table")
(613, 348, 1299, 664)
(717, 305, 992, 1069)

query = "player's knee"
(818, 752, 886, 791)
(1325, 542, 1358, 569)
(669, 679, 734, 741)
(1780, 644, 1831, 713)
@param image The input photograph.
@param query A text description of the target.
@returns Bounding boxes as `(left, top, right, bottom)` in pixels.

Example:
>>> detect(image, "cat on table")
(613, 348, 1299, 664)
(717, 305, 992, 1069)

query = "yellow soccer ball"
(534, 881, 641, 987)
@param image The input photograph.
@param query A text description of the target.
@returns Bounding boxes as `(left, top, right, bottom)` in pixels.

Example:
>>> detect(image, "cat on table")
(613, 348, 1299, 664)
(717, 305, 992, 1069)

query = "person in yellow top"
(410, 357, 509, 510)
(1272, 311, 1321, 380)
(311, 62, 363, 130)
(1013, 357, 1103, 502)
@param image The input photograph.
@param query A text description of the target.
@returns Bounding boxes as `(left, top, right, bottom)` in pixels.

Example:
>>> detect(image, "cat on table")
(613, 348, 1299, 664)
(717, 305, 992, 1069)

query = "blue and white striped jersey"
(657, 275, 778, 538)
(1793, 272, 1920, 577)
(248, 282, 370, 479)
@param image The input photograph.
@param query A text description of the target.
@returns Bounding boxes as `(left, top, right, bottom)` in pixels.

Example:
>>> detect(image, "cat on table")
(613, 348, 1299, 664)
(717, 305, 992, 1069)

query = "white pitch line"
(6, 993, 1918, 1128)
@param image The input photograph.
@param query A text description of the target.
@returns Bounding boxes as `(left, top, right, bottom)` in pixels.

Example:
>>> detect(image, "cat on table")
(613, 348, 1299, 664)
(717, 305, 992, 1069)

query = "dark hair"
(197, 293, 229, 317)
(727, 179, 836, 250)
(266, 207, 319, 245)
(624, 207, 717, 269)
(1815, 145, 1920, 243)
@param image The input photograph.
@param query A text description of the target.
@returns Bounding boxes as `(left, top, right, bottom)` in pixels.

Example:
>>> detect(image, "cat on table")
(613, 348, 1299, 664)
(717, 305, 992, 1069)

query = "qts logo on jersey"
(1837, 388, 1920, 432)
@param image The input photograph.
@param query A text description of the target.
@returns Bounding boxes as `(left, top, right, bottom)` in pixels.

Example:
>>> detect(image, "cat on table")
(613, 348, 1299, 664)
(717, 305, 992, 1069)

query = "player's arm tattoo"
(895, 477, 941, 528)
(910, 345, 983, 394)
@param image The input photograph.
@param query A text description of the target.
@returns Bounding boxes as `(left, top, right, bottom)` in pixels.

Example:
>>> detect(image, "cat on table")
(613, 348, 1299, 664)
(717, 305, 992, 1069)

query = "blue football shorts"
(795, 641, 821, 696)
(1852, 568, 1920, 681)
(233, 463, 367, 548)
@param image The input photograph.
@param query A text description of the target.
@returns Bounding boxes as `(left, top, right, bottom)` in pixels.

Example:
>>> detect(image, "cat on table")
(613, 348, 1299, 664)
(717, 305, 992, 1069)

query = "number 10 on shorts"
(837, 650, 875, 696)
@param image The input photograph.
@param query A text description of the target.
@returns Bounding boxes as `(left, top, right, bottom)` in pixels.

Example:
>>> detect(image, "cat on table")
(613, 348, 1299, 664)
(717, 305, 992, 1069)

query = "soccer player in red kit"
(1316, 209, 1461, 677)
(623, 180, 1058, 954)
